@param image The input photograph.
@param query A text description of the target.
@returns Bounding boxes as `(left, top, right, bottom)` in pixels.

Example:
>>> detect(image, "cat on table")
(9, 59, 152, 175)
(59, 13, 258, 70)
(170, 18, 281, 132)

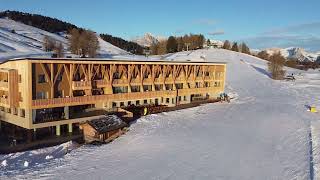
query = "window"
(19, 92, 23, 102)
(18, 74, 22, 83)
(113, 86, 128, 94)
(38, 74, 46, 83)
(131, 86, 140, 92)
(57, 74, 63, 81)
(143, 85, 152, 91)
(36, 92, 47, 99)
(144, 73, 149, 78)
(166, 98, 170, 103)
(144, 99, 148, 104)
(128, 101, 132, 105)
(120, 102, 125, 107)
(155, 84, 163, 91)
(112, 102, 117, 108)
(12, 108, 18, 115)
(136, 100, 140, 105)
(20, 109, 25, 118)
(175, 83, 183, 89)
(113, 72, 120, 79)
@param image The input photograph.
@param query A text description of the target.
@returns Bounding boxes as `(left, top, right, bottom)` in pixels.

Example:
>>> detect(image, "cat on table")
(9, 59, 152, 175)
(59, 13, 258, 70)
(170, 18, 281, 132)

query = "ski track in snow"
(0, 49, 320, 179)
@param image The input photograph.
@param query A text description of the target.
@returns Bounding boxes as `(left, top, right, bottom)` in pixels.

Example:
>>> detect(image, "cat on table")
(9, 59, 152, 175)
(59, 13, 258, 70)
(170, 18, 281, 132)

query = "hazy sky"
(1, 0, 320, 51)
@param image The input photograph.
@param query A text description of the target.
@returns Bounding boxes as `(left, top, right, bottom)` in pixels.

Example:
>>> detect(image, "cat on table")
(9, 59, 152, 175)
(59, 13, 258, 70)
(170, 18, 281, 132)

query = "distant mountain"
(263, 47, 320, 62)
(132, 33, 166, 47)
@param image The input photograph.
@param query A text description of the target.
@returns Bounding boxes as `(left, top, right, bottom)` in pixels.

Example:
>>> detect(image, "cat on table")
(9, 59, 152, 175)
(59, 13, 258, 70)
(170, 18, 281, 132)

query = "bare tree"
(69, 29, 99, 57)
(54, 42, 64, 58)
(43, 35, 56, 52)
(268, 53, 286, 80)
(69, 28, 81, 55)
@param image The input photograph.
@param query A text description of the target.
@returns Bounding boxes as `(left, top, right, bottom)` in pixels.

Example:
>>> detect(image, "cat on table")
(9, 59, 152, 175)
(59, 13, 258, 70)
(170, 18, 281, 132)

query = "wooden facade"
(0, 58, 226, 135)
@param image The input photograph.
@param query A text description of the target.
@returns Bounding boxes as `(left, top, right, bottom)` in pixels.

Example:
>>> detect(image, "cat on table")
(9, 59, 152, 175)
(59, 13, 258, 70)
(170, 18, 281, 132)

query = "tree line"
(100, 34, 144, 55)
(222, 40, 251, 55)
(150, 34, 205, 55)
(0, 10, 78, 33)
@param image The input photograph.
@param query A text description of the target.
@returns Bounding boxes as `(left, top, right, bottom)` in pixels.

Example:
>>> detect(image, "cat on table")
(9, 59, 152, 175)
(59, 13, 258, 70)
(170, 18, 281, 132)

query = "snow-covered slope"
(265, 47, 320, 62)
(131, 33, 166, 47)
(2, 49, 320, 179)
(0, 18, 130, 60)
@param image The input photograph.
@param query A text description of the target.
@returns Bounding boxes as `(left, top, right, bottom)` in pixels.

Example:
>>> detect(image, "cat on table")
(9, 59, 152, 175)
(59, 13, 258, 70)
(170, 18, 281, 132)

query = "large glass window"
(113, 86, 128, 94)
(38, 74, 46, 83)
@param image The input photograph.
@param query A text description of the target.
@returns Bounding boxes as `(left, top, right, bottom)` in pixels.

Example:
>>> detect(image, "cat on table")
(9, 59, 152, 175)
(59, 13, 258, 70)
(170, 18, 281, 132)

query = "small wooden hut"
(80, 115, 128, 143)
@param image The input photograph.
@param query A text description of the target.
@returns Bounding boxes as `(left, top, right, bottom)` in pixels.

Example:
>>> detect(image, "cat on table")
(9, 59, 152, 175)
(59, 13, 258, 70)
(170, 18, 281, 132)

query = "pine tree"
(257, 50, 270, 60)
(222, 40, 231, 50)
(207, 39, 211, 47)
(231, 42, 239, 52)
(166, 36, 177, 53)
(240, 43, 250, 54)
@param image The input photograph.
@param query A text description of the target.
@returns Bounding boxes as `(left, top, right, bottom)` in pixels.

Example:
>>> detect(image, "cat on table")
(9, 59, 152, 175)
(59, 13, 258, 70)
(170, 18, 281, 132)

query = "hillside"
(0, 10, 144, 55)
(0, 18, 131, 60)
(1, 49, 320, 179)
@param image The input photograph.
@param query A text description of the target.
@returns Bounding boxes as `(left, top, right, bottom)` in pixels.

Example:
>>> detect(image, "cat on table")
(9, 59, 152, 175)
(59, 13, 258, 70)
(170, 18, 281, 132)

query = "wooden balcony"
(32, 90, 177, 109)
(72, 81, 92, 90)
(178, 87, 223, 96)
(95, 79, 109, 88)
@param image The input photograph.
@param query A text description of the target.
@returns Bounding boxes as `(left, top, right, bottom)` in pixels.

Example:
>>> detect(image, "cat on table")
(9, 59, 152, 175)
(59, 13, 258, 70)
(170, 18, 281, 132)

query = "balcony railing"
(32, 90, 177, 109)
(178, 87, 223, 96)
(72, 81, 92, 90)
(95, 79, 109, 88)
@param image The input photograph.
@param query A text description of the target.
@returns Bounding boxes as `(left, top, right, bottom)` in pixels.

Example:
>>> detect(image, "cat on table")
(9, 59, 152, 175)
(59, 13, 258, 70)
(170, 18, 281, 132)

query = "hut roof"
(88, 115, 127, 134)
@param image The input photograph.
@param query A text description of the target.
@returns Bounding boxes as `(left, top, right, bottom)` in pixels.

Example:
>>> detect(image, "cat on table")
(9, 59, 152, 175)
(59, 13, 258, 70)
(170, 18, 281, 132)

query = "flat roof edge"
(3, 57, 227, 64)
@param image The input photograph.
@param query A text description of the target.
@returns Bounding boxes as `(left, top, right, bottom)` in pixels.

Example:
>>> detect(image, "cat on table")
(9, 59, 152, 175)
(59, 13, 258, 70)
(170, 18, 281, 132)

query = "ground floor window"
(166, 98, 170, 103)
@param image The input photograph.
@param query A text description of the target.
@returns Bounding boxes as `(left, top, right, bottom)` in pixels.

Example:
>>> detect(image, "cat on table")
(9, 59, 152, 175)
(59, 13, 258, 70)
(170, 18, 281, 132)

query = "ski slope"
(1, 49, 320, 179)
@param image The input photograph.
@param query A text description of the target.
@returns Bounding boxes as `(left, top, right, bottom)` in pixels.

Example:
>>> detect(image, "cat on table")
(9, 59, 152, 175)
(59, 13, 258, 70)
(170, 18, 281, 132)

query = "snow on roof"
(88, 115, 127, 134)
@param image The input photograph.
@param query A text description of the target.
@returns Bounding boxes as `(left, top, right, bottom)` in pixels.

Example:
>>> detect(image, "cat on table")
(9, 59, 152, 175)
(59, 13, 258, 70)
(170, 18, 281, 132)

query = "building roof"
(3, 57, 227, 65)
(88, 115, 127, 134)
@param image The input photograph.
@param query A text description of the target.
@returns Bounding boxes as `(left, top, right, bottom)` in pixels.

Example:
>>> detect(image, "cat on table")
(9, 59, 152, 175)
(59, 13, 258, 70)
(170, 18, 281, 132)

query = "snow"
(265, 47, 320, 62)
(0, 18, 133, 61)
(1, 48, 320, 179)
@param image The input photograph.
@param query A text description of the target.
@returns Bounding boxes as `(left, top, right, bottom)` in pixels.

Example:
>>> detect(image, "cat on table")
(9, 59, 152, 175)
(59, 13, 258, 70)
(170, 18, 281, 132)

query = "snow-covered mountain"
(265, 47, 320, 62)
(0, 18, 129, 60)
(131, 33, 166, 47)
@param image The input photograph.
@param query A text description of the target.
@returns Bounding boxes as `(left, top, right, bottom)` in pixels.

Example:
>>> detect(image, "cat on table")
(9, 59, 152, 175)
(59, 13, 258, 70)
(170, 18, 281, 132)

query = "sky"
(1, 0, 320, 51)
